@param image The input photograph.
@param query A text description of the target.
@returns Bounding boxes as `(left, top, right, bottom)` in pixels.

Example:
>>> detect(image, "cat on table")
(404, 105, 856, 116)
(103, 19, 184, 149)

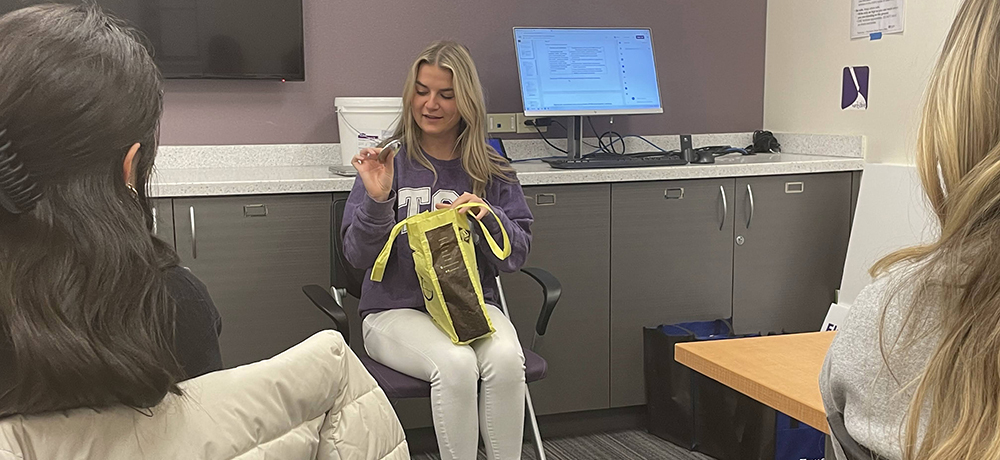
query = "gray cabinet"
(610, 178, 736, 407)
(151, 168, 855, 418)
(173, 194, 334, 367)
(732, 173, 853, 335)
(501, 184, 612, 415)
(151, 198, 175, 248)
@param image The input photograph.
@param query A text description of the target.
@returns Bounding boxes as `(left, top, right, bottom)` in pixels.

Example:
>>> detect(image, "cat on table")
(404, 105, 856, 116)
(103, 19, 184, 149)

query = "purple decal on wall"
(842, 66, 869, 110)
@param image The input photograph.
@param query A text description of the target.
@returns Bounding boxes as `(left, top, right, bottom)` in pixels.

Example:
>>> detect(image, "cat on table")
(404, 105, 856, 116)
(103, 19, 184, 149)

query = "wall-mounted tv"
(0, 0, 305, 81)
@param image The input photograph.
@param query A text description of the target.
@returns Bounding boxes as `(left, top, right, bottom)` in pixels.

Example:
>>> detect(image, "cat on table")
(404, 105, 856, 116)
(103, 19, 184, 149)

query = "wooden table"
(674, 331, 835, 434)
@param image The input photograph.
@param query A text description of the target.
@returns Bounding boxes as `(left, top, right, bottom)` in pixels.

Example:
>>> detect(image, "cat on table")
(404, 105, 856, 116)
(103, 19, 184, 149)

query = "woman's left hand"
(436, 192, 489, 221)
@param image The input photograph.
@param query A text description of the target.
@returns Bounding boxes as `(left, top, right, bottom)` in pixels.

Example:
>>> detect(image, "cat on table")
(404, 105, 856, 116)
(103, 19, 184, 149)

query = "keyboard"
(543, 153, 688, 169)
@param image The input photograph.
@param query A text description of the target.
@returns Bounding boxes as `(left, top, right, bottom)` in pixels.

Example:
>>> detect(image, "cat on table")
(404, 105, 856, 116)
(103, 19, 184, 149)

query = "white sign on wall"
(852, 0, 905, 39)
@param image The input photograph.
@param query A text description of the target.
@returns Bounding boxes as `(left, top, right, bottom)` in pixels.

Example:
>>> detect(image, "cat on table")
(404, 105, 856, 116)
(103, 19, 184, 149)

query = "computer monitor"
(513, 27, 663, 158)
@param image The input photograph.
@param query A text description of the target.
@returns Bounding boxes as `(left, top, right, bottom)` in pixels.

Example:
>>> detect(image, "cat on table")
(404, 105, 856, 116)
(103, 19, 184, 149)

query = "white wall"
(764, 0, 962, 164)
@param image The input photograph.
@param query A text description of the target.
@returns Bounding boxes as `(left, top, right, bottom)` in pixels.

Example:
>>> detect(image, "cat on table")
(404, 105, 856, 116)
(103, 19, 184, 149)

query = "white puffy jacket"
(0, 330, 408, 460)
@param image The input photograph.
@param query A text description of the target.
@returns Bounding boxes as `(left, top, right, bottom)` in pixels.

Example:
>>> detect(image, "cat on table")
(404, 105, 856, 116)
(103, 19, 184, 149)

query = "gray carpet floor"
(410, 429, 714, 460)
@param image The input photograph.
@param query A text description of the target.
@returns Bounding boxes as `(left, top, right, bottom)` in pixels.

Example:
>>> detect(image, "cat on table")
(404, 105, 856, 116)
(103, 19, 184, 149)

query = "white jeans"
(363, 304, 526, 460)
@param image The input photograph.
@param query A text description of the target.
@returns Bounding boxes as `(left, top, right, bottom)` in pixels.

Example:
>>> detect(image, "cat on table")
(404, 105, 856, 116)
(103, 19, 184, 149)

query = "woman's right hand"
(353, 147, 396, 202)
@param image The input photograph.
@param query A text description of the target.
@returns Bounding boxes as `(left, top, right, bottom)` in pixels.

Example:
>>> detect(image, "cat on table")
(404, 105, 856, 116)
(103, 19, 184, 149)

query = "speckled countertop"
(149, 132, 865, 198)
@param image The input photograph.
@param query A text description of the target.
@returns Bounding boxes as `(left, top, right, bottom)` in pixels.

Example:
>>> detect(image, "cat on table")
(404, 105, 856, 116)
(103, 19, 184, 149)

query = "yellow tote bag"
(371, 202, 510, 345)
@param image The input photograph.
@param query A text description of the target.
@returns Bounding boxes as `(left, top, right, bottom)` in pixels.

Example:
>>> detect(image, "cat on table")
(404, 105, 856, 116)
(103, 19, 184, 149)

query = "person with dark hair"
(0, 3, 222, 418)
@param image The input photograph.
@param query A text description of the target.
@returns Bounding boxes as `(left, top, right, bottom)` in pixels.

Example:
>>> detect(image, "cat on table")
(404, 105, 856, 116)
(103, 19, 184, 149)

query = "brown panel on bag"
(427, 225, 492, 342)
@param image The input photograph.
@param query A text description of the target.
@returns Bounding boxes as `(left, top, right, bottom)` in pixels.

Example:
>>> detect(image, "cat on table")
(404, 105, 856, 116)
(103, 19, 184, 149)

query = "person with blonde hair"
(821, 0, 1000, 459)
(341, 41, 532, 460)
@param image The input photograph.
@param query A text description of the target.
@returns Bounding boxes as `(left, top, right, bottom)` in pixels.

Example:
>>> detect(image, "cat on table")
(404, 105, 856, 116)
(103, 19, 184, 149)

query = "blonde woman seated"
(821, 0, 1000, 459)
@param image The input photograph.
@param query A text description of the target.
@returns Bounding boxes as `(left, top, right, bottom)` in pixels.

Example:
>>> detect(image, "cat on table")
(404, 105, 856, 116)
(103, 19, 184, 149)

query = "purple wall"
(159, 0, 767, 145)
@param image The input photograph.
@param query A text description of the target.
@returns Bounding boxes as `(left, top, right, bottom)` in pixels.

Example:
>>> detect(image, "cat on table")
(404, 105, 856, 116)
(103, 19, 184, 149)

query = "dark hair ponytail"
(0, 3, 185, 416)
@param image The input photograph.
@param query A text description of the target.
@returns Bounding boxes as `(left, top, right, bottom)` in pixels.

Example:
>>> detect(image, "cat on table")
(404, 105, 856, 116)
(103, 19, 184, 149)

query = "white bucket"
(335, 97, 404, 166)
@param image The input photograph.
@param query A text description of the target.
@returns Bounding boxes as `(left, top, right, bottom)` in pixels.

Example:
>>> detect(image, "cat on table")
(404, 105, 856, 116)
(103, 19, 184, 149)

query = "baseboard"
(404, 405, 648, 454)
(535, 405, 646, 438)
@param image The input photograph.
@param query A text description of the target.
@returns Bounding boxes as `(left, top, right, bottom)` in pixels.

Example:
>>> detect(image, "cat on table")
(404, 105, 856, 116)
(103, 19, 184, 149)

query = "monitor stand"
(566, 116, 584, 159)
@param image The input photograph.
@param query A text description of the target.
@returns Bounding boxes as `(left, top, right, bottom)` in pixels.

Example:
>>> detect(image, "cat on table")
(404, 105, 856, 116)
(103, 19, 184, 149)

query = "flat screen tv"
(0, 0, 305, 80)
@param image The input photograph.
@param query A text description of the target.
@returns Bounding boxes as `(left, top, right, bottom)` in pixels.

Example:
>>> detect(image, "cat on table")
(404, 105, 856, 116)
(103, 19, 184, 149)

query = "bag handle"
(371, 218, 408, 282)
(370, 202, 510, 282)
(452, 202, 510, 261)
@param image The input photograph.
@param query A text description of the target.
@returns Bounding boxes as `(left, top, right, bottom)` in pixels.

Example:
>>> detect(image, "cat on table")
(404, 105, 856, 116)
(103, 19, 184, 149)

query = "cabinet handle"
(244, 204, 268, 217)
(746, 183, 755, 229)
(534, 193, 556, 206)
(189, 206, 197, 259)
(719, 185, 727, 231)
(785, 181, 804, 194)
(664, 187, 684, 199)
(151, 207, 158, 235)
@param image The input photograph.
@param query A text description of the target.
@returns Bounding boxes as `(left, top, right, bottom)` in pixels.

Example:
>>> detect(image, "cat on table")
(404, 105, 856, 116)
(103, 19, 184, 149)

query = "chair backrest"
(827, 411, 883, 460)
(0, 331, 408, 460)
(332, 197, 366, 299)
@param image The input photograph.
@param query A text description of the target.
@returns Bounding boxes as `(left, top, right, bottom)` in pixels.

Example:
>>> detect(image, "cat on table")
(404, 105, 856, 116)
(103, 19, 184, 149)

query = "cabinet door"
(151, 198, 175, 248)
(732, 173, 852, 335)
(610, 179, 735, 407)
(500, 183, 611, 415)
(174, 194, 333, 367)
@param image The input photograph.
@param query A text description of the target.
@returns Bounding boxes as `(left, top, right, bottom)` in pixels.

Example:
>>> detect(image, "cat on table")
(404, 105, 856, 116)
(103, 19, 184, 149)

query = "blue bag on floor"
(775, 412, 825, 460)
(660, 319, 733, 341)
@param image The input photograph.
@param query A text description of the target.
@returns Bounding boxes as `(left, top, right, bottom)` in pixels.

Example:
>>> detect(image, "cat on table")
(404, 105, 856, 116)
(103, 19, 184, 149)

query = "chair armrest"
(519, 267, 562, 337)
(301, 285, 351, 343)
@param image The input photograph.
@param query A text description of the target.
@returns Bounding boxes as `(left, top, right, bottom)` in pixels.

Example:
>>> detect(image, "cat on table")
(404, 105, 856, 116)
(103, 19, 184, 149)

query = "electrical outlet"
(516, 113, 547, 134)
(487, 113, 518, 133)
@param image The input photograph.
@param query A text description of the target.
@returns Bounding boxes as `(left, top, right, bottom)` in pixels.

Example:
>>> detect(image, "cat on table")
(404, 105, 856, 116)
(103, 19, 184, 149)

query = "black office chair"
(302, 199, 561, 459)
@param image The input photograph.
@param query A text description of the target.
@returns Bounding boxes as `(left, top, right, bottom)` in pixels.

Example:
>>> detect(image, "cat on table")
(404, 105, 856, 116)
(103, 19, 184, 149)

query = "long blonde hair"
(391, 41, 514, 197)
(871, 1, 1000, 458)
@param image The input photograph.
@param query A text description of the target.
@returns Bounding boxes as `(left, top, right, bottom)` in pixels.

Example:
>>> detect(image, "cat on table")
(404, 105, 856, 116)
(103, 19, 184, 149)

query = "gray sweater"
(820, 264, 938, 460)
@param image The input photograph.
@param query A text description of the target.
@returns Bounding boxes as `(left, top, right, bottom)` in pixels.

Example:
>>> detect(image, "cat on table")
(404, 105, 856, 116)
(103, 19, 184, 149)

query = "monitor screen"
(0, 0, 305, 81)
(513, 28, 663, 116)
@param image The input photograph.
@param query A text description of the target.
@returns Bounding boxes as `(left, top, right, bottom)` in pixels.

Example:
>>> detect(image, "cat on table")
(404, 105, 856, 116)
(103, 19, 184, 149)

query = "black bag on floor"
(644, 320, 776, 460)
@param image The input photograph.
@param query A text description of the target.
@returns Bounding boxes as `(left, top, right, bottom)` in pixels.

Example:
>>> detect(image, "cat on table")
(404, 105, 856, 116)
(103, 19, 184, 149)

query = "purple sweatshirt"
(341, 149, 533, 318)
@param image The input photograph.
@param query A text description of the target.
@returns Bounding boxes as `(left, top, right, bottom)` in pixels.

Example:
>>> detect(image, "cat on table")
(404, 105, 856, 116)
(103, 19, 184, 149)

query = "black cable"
(529, 117, 604, 153)
(696, 145, 749, 157)
(624, 135, 677, 155)
(600, 131, 625, 155)
(587, 116, 599, 140)
(588, 117, 613, 154)
(548, 118, 607, 150)
(586, 117, 625, 154)
(534, 124, 568, 154)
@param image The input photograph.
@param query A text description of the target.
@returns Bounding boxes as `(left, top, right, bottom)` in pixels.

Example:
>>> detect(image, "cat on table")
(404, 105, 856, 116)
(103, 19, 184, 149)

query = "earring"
(126, 183, 139, 197)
